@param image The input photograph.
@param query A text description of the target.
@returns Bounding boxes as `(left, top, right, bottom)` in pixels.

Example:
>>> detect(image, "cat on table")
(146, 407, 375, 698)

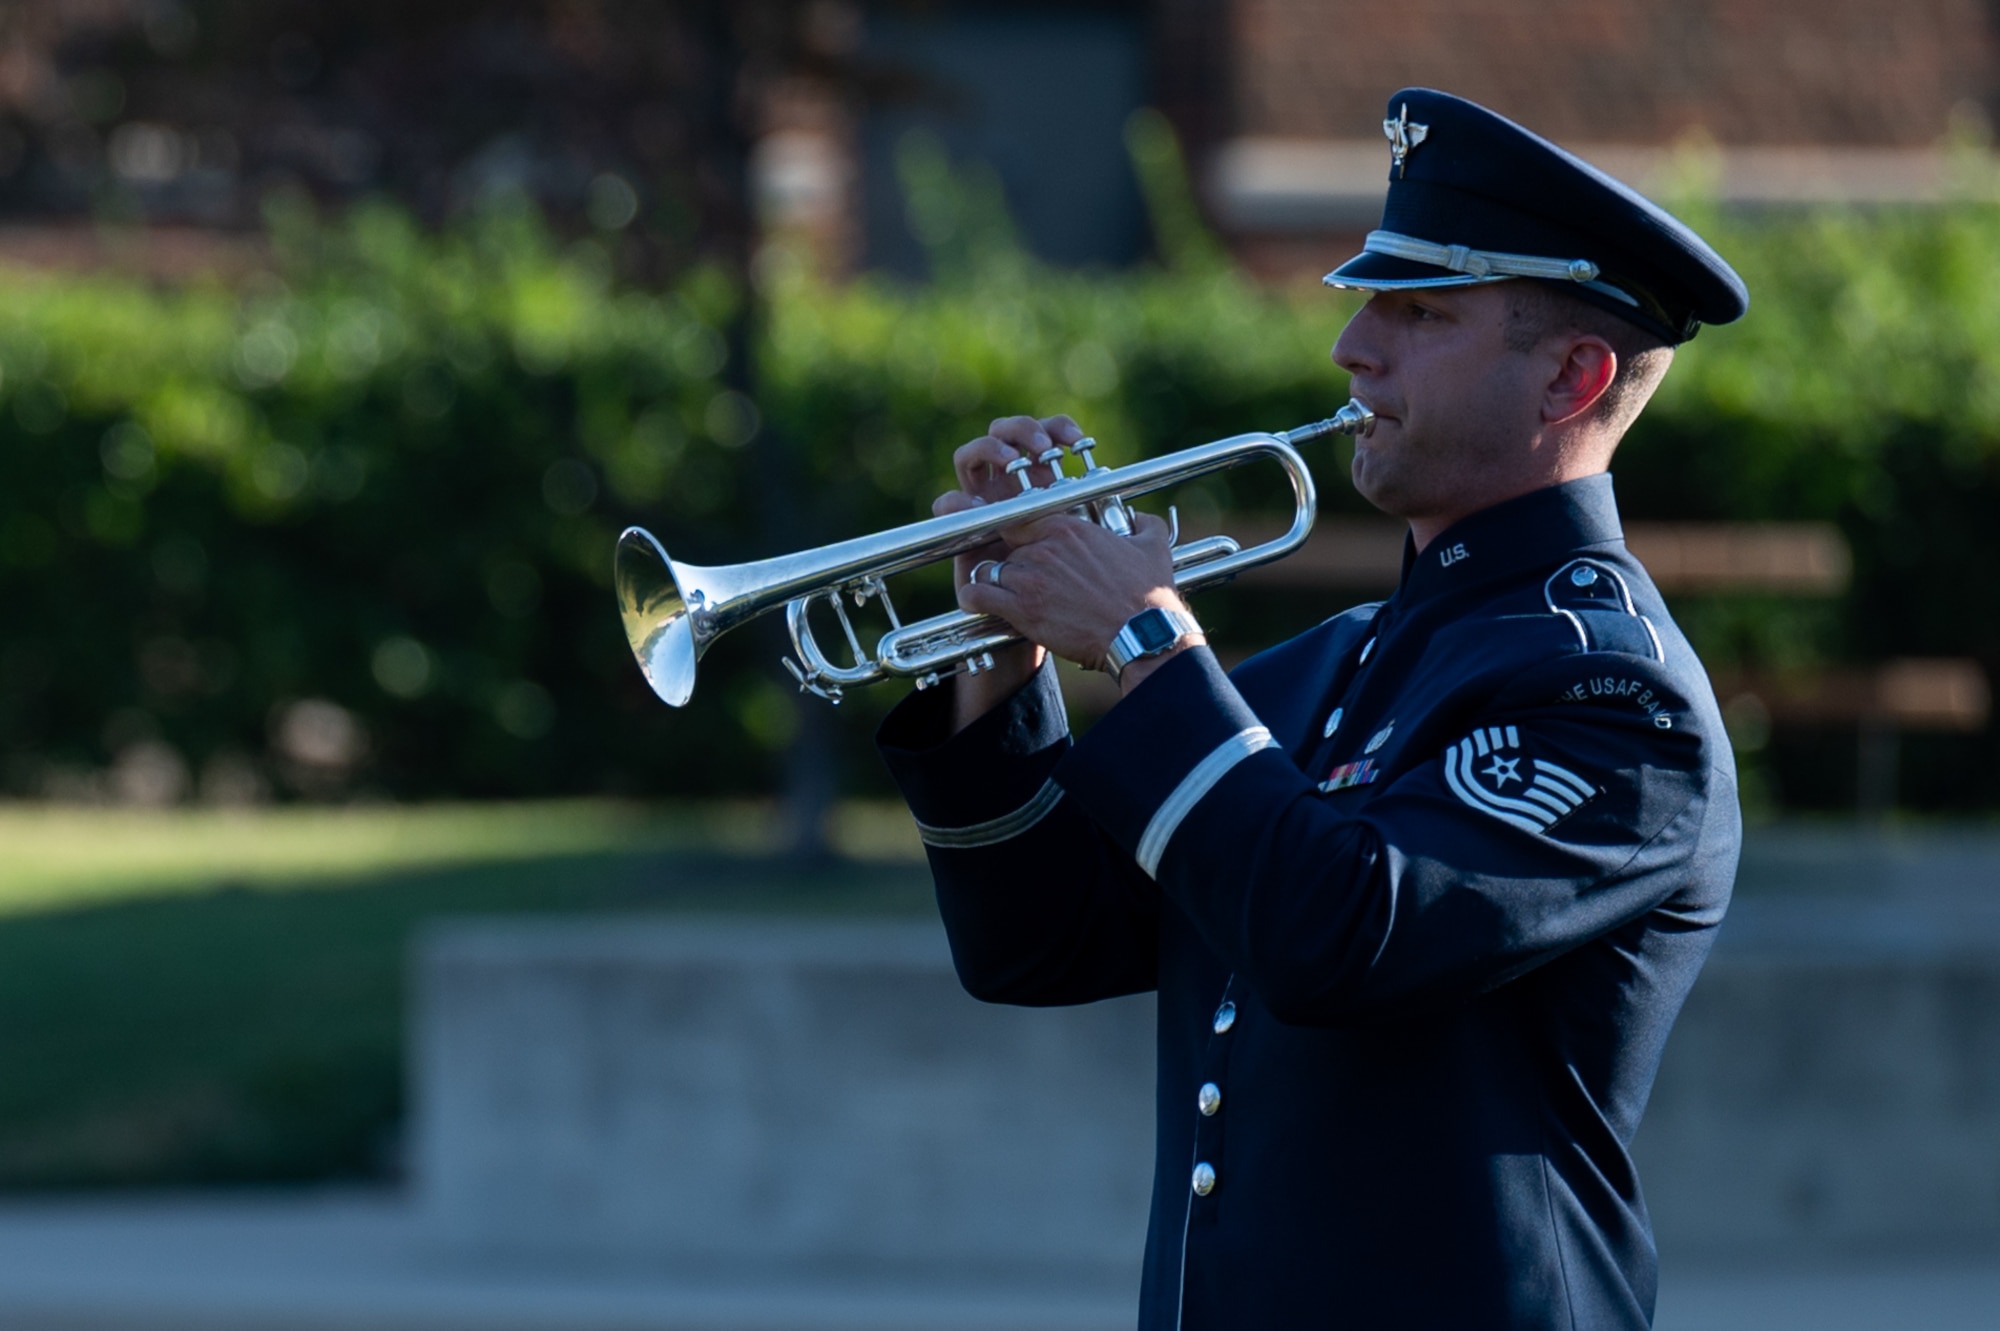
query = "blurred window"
(860, 4, 1150, 275)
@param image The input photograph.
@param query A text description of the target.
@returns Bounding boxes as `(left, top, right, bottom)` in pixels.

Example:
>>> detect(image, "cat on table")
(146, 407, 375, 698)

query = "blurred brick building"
(1231, 0, 1995, 144)
(833, 0, 2000, 281)
(2, 1, 1998, 283)
(1203, 0, 2000, 278)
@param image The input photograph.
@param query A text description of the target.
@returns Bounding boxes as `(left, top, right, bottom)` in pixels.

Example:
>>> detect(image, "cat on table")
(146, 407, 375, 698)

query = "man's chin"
(1348, 455, 1392, 508)
(1349, 460, 1421, 521)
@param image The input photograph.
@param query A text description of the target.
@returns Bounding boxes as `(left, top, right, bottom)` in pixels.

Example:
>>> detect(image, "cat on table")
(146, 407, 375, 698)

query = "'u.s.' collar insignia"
(1443, 726, 1598, 836)
(1383, 102, 1429, 178)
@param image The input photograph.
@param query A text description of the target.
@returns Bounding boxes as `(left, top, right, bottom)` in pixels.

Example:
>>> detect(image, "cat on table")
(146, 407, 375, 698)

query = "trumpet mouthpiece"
(1284, 399, 1375, 445)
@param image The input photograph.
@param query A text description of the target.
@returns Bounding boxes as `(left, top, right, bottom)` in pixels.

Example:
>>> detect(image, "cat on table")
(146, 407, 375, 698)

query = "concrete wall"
(412, 829, 2000, 1271)
(1637, 859, 2000, 1257)
(412, 921, 1155, 1280)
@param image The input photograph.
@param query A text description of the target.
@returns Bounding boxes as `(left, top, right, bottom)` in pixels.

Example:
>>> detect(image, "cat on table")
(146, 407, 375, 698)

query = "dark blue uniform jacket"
(877, 475, 1739, 1329)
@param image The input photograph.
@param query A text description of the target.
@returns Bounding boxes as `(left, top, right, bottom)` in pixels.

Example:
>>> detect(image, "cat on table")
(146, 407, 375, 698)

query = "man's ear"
(1542, 336, 1617, 426)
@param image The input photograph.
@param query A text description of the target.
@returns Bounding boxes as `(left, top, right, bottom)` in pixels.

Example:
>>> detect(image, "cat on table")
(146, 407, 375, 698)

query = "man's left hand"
(955, 509, 1201, 683)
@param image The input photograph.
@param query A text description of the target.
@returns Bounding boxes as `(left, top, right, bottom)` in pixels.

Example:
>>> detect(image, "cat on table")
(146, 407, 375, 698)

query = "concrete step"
(1655, 1257, 2000, 1331)
(0, 1191, 1130, 1331)
(1, 1191, 1998, 1331)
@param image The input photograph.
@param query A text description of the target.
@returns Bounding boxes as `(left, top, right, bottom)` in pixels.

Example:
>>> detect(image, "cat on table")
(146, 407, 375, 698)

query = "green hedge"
(7, 164, 2000, 809)
(0, 197, 770, 800)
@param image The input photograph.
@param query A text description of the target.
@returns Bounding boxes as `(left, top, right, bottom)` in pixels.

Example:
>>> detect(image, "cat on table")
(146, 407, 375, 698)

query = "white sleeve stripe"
(915, 779, 1065, 849)
(1136, 727, 1278, 878)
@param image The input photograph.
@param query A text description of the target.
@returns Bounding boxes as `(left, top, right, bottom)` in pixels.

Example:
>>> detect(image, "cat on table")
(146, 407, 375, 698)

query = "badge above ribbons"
(1443, 726, 1598, 835)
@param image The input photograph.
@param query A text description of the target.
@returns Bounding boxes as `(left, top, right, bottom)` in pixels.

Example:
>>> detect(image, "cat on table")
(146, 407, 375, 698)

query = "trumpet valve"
(913, 650, 997, 692)
(1037, 444, 1071, 480)
(855, 575, 901, 628)
(1005, 456, 1038, 492)
(1071, 437, 1103, 471)
(1092, 494, 1134, 537)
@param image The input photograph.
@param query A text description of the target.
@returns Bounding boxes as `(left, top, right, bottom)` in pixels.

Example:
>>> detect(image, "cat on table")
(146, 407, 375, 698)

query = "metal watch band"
(1105, 608, 1202, 683)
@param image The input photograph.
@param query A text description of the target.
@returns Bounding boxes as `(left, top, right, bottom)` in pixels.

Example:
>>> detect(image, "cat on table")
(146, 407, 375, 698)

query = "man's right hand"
(938, 413, 1085, 734)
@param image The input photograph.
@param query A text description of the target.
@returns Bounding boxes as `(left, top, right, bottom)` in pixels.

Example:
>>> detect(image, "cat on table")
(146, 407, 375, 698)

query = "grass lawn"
(0, 800, 935, 1190)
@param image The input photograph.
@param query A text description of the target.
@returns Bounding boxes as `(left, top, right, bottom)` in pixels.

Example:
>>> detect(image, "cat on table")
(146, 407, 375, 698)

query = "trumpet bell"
(616, 527, 702, 707)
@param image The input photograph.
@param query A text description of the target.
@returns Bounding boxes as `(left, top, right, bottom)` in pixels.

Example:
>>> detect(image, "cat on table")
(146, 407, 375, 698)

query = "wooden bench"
(1065, 517, 1986, 815)
(1710, 660, 1990, 818)
(1226, 516, 1851, 594)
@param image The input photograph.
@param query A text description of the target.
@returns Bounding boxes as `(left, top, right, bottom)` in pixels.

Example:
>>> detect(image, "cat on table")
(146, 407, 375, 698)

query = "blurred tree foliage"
(1632, 200, 2000, 668)
(7, 133, 2000, 809)
(0, 194, 771, 802)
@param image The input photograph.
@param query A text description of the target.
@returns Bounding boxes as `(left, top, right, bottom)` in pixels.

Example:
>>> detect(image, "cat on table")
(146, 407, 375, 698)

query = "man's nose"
(1331, 304, 1381, 377)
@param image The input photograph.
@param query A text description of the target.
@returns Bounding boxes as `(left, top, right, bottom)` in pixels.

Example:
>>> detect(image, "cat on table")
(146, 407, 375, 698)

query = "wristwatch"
(1104, 607, 1202, 683)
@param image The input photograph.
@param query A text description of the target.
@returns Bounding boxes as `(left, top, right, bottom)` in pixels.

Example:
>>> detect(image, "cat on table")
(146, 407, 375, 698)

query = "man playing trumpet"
(878, 88, 1746, 1329)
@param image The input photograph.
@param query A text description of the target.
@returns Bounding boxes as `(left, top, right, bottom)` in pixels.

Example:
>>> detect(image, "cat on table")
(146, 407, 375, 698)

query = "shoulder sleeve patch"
(1544, 559, 1664, 662)
(1443, 726, 1600, 836)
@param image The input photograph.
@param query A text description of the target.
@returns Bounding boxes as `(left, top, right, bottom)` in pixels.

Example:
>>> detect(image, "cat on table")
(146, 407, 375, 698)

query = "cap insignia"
(1382, 103, 1429, 178)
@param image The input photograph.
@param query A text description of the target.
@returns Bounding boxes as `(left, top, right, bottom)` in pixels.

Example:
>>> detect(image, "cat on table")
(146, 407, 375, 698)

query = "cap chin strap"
(1357, 230, 1640, 310)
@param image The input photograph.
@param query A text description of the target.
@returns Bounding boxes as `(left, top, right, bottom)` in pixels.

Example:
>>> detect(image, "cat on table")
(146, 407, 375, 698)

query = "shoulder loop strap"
(1544, 558, 1664, 662)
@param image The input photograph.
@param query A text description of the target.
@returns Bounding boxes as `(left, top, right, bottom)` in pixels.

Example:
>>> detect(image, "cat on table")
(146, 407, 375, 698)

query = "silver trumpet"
(614, 400, 1375, 707)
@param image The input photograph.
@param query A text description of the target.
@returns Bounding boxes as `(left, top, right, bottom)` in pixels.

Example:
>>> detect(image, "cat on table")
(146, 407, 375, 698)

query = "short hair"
(1503, 283, 1673, 437)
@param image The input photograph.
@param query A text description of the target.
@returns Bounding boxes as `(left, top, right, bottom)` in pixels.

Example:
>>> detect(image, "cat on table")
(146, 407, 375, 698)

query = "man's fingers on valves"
(985, 415, 1078, 487)
(986, 414, 1050, 449)
(1037, 414, 1085, 448)
(932, 488, 988, 519)
(953, 436, 1025, 498)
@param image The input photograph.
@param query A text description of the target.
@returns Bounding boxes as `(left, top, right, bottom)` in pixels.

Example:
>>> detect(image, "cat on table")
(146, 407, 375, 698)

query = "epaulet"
(1544, 558, 1664, 662)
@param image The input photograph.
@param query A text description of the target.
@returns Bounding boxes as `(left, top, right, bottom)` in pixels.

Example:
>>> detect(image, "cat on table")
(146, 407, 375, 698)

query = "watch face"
(1130, 607, 1179, 653)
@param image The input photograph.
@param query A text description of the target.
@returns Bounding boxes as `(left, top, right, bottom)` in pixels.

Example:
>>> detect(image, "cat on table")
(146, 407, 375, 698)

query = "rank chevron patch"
(1443, 725, 1598, 835)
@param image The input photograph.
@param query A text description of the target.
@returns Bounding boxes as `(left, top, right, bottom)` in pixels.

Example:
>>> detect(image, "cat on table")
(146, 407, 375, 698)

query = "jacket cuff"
(876, 659, 1072, 845)
(1056, 647, 1275, 877)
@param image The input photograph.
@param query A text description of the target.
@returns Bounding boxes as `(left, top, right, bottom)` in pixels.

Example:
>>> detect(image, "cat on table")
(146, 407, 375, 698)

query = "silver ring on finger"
(987, 560, 1007, 588)
(969, 559, 1002, 589)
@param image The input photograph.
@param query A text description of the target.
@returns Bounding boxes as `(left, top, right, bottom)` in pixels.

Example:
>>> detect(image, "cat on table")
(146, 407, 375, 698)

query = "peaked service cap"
(1324, 89, 1748, 344)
